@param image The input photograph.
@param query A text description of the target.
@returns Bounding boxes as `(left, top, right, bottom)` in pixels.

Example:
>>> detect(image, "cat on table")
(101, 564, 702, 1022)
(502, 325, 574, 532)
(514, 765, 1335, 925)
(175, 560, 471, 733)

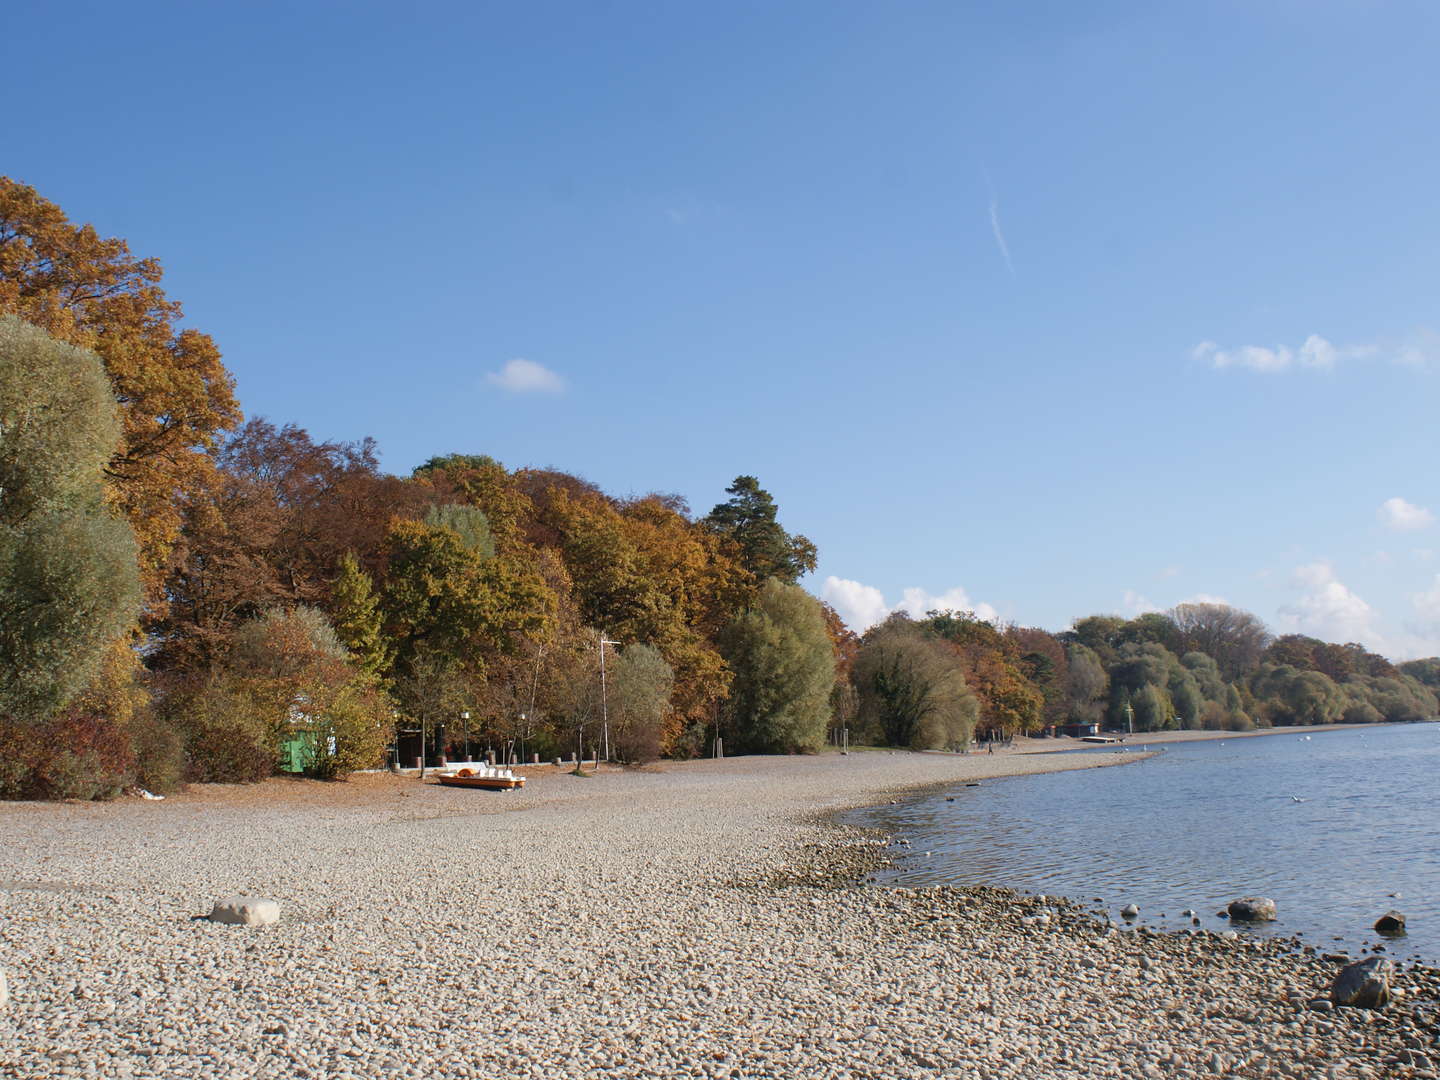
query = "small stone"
(208, 897, 281, 927)
(1121, 904, 1140, 919)
(0, 967, 8, 1009)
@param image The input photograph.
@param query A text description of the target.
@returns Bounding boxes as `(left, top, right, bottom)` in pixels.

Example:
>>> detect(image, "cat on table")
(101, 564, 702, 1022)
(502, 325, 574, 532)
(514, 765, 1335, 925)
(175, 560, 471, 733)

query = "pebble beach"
(2, 749, 1437, 1079)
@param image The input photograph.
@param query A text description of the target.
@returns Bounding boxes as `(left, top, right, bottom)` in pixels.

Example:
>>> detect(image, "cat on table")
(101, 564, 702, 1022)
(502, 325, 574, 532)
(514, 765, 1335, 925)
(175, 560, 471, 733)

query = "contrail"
(989, 195, 1015, 277)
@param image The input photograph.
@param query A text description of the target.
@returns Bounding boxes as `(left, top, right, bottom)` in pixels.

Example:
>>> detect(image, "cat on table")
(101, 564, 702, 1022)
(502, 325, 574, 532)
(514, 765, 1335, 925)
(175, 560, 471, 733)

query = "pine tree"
(330, 552, 390, 679)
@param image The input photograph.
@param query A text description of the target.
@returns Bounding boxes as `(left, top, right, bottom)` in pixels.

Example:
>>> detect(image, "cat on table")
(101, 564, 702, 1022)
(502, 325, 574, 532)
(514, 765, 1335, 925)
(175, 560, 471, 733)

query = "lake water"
(850, 723, 1440, 964)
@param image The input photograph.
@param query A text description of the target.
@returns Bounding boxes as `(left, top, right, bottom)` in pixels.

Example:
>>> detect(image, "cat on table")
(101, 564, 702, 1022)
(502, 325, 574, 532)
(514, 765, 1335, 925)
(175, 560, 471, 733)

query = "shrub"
(304, 680, 391, 779)
(180, 679, 276, 783)
(0, 708, 135, 800)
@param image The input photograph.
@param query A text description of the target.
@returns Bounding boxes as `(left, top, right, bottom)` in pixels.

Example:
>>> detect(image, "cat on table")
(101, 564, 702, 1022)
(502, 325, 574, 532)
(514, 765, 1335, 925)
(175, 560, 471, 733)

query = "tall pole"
(599, 634, 620, 764)
(525, 644, 543, 764)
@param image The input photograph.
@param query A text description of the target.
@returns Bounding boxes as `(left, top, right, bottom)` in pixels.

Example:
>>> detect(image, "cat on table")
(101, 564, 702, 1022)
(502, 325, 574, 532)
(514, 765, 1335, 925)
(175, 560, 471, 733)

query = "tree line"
(2, 177, 1437, 798)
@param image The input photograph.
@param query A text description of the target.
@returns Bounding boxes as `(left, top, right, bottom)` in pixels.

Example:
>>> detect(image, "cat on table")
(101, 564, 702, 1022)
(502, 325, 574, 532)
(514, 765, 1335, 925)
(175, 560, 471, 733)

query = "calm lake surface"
(850, 723, 1440, 964)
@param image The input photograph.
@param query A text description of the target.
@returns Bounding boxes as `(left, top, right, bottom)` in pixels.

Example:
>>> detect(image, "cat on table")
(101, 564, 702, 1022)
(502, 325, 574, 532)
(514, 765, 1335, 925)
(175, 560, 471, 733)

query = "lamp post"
(461, 710, 471, 762)
(599, 633, 620, 764)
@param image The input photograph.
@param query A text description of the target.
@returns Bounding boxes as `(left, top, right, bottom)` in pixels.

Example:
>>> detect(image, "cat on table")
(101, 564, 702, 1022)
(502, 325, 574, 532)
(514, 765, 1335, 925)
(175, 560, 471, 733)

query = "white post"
(599, 634, 621, 763)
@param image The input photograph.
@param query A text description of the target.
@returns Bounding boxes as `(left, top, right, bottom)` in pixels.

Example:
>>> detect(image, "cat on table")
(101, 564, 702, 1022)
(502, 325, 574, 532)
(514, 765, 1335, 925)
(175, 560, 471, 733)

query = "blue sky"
(9, 1, 1440, 655)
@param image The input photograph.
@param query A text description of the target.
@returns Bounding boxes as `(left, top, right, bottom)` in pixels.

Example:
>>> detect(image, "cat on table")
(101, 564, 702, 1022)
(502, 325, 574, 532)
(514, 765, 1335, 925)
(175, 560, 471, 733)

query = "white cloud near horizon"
(821, 576, 998, 632)
(1194, 331, 1436, 374)
(1277, 560, 1380, 648)
(1380, 496, 1435, 532)
(485, 358, 566, 393)
(1412, 574, 1440, 621)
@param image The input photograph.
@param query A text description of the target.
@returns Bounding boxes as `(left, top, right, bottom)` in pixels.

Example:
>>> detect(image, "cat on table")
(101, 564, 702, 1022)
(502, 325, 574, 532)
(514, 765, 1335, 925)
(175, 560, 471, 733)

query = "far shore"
(2, 740, 1435, 1079)
(1007, 719, 1414, 755)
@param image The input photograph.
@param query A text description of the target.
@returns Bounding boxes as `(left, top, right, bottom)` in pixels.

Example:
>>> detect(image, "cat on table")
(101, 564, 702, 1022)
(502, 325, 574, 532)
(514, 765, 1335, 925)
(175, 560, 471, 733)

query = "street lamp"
(598, 633, 620, 764)
(461, 710, 471, 762)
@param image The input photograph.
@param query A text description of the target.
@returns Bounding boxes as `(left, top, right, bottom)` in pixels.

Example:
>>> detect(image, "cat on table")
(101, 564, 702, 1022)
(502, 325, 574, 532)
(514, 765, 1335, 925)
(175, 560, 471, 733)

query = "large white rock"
(208, 897, 281, 927)
(0, 966, 8, 1008)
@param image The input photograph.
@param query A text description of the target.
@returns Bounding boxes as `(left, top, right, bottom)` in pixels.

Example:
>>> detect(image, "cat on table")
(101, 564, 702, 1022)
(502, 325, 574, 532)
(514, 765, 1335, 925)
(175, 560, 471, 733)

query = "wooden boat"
(434, 767, 525, 791)
(1080, 735, 1118, 744)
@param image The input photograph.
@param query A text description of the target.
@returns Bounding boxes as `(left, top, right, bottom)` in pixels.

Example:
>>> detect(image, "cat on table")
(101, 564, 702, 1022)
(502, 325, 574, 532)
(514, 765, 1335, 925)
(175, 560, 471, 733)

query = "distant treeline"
(2, 178, 1435, 799)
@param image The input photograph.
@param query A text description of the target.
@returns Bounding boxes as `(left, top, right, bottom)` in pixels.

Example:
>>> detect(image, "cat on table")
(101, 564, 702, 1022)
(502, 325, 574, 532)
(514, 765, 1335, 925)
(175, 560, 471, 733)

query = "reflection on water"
(850, 724, 1440, 963)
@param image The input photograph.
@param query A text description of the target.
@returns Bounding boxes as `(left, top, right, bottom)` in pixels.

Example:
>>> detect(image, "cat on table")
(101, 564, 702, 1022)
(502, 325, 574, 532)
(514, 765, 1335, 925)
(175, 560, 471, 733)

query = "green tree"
(0, 316, 140, 721)
(330, 551, 390, 679)
(424, 504, 495, 557)
(720, 579, 834, 753)
(608, 643, 674, 764)
(704, 476, 817, 584)
(1063, 643, 1108, 723)
(853, 616, 978, 750)
(1249, 664, 1346, 726)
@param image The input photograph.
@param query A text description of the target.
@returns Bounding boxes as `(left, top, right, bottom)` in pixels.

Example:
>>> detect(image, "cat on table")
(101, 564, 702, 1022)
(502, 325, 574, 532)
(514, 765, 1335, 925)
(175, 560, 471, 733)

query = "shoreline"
(3, 750, 1437, 1078)
(1006, 720, 1420, 756)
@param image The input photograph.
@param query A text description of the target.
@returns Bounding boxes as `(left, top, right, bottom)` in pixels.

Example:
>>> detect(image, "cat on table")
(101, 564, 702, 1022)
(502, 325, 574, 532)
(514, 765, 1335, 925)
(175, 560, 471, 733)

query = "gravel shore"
(2, 750, 1436, 1079)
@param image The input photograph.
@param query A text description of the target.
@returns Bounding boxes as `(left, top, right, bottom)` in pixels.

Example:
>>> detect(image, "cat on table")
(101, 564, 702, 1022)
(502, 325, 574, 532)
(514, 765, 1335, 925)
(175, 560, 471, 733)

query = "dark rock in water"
(1227, 896, 1277, 922)
(1374, 911, 1406, 935)
(1216, 910, 1230, 919)
(1330, 955, 1393, 1009)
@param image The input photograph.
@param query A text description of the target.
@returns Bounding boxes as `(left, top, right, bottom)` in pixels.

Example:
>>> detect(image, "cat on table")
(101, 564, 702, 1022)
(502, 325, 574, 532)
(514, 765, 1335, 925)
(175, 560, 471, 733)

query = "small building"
(1061, 720, 1101, 738)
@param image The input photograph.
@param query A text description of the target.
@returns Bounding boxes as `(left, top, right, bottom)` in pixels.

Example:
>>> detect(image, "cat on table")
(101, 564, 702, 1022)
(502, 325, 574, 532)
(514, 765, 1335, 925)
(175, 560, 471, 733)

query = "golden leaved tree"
(0, 177, 240, 608)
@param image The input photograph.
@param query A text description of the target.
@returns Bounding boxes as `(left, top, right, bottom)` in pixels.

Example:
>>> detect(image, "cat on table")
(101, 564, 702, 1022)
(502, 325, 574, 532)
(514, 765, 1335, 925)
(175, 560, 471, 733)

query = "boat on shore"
(1080, 735, 1119, 744)
(434, 764, 525, 791)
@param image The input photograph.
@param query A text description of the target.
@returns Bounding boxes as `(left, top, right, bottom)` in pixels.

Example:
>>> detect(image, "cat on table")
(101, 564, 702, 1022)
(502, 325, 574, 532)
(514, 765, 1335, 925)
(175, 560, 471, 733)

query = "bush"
(180, 679, 276, 783)
(0, 708, 135, 800)
(304, 680, 391, 779)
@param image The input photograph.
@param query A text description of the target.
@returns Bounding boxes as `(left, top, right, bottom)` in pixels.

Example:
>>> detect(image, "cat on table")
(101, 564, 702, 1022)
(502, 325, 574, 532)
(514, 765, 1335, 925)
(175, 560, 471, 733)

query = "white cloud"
(485, 358, 566, 394)
(819, 577, 892, 632)
(1194, 331, 1435, 374)
(1192, 334, 1344, 373)
(898, 586, 1000, 625)
(1413, 575, 1440, 621)
(820, 576, 997, 632)
(1122, 589, 1160, 615)
(1380, 496, 1434, 532)
(1277, 561, 1380, 646)
(1182, 592, 1228, 605)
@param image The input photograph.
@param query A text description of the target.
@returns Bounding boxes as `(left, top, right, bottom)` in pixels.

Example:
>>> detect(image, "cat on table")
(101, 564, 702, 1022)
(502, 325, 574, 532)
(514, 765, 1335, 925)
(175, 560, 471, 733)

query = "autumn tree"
(0, 178, 239, 603)
(546, 487, 742, 747)
(1168, 603, 1271, 680)
(1008, 626, 1070, 727)
(720, 579, 835, 753)
(704, 476, 817, 585)
(0, 317, 140, 721)
(382, 516, 555, 732)
(180, 607, 389, 781)
(414, 454, 531, 553)
(922, 611, 1043, 737)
